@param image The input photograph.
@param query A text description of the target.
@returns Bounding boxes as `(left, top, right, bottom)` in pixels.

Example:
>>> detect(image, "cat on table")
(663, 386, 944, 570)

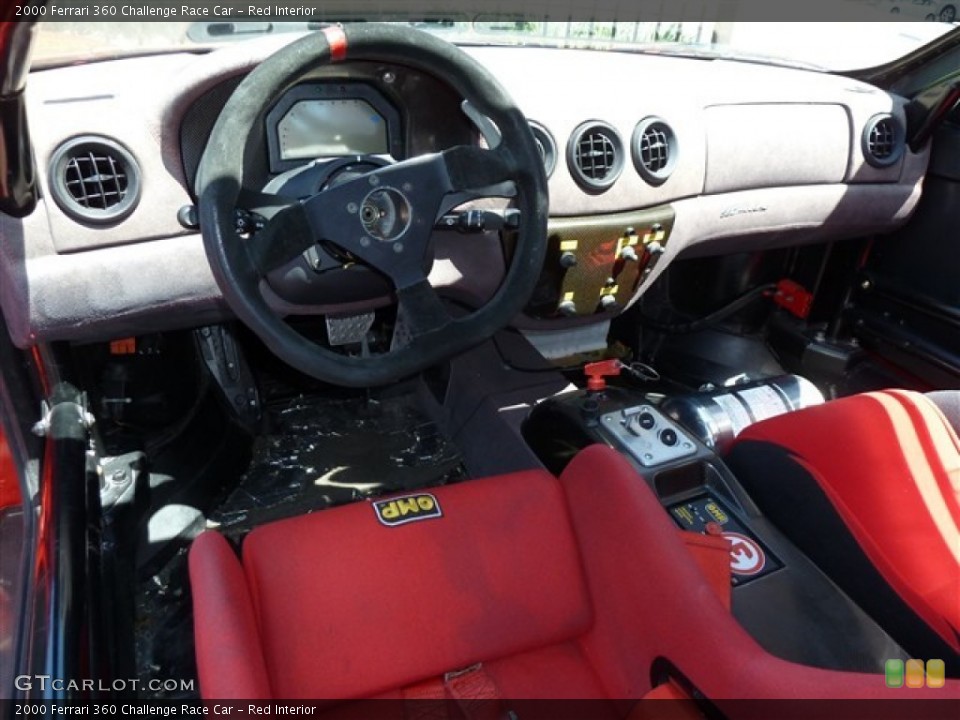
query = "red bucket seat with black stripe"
(725, 389, 960, 668)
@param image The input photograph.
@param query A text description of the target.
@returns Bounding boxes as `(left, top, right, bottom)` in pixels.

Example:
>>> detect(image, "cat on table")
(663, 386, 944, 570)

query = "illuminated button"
(884, 659, 904, 688)
(905, 659, 924, 688)
(926, 659, 945, 689)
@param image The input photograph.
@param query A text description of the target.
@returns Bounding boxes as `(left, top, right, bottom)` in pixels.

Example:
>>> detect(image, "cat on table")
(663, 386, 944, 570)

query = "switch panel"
(524, 206, 675, 319)
(599, 404, 697, 467)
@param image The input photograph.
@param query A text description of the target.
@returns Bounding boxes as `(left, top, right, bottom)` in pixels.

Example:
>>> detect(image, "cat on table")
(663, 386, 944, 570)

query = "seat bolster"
(189, 531, 273, 699)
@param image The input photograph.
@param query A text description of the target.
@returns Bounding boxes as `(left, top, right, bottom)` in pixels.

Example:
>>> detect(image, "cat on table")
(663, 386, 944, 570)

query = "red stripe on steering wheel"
(323, 26, 348, 62)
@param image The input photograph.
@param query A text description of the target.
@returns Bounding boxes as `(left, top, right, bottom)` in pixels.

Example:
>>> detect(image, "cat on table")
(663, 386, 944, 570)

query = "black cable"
(638, 282, 778, 335)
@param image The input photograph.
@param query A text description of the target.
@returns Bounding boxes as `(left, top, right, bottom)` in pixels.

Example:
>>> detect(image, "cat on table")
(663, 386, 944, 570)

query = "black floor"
(134, 389, 467, 697)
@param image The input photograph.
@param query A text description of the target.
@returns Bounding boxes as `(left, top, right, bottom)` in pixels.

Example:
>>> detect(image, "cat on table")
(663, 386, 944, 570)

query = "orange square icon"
(905, 659, 925, 688)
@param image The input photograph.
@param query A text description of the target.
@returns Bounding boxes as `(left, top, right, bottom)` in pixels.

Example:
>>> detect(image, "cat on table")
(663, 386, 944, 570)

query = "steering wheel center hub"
(360, 187, 411, 242)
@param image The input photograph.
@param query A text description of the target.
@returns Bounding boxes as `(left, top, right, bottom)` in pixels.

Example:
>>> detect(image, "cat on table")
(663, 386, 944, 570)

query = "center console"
(522, 372, 905, 672)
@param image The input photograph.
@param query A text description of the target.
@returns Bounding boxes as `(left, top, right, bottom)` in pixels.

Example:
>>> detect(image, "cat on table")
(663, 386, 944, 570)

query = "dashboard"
(0, 33, 929, 349)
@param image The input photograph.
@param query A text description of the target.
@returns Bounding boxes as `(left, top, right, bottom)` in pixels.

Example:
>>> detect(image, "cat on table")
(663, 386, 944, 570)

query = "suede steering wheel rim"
(196, 23, 548, 388)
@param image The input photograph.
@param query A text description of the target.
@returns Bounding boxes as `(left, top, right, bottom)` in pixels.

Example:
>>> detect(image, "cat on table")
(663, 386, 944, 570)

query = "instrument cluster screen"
(277, 98, 389, 159)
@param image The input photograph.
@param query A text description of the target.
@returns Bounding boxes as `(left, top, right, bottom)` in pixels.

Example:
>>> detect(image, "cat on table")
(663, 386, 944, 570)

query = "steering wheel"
(196, 23, 548, 387)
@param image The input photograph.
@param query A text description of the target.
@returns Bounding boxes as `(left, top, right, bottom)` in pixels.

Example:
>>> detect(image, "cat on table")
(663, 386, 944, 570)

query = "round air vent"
(49, 136, 141, 224)
(527, 120, 557, 178)
(567, 121, 624, 192)
(861, 114, 904, 168)
(632, 116, 678, 186)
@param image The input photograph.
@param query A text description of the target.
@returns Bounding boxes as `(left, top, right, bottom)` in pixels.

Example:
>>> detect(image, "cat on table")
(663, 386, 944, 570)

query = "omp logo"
(373, 493, 442, 527)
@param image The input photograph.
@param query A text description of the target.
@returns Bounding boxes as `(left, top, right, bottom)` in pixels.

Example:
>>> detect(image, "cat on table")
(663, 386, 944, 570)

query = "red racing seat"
(189, 444, 958, 705)
(726, 389, 960, 668)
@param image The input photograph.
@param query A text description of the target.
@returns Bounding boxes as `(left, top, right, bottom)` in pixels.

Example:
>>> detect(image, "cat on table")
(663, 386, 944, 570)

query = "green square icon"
(885, 659, 904, 688)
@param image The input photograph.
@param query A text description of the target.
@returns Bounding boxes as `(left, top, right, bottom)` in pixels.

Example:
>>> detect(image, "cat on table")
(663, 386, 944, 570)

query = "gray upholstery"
(926, 390, 960, 436)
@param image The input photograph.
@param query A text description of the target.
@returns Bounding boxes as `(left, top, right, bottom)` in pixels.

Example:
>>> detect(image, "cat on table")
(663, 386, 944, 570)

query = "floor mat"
(134, 390, 466, 696)
(208, 392, 467, 538)
(134, 547, 196, 699)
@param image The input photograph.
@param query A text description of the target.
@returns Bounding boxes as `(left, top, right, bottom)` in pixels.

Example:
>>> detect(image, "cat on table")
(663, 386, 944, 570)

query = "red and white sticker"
(722, 532, 766, 576)
(322, 25, 348, 62)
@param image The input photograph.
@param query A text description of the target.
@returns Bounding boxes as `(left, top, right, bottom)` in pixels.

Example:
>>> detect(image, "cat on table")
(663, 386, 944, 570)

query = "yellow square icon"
(926, 659, 945, 689)
(905, 659, 925, 688)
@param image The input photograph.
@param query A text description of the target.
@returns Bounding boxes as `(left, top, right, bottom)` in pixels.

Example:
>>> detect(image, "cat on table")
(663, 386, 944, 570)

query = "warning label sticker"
(712, 394, 752, 436)
(669, 495, 780, 585)
(736, 385, 788, 423)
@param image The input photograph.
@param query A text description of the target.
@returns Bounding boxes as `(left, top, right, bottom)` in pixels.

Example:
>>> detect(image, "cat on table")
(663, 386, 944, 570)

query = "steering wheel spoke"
(441, 144, 517, 194)
(238, 196, 316, 276)
(392, 279, 452, 348)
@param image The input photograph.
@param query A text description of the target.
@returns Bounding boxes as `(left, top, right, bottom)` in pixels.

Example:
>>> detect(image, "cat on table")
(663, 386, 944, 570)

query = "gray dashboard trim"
(2, 41, 932, 346)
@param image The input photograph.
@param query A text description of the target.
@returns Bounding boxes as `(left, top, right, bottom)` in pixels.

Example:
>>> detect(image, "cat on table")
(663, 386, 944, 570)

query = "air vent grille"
(867, 119, 896, 161)
(861, 114, 904, 169)
(577, 132, 616, 179)
(64, 152, 129, 210)
(49, 137, 140, 224)
(640, 126, 669, 172)
(567, 122, 624, 192)
(632, 117, 677, 185)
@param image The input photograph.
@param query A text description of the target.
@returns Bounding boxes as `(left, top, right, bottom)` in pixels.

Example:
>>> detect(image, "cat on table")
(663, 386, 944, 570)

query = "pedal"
(195, 325, 261, 430)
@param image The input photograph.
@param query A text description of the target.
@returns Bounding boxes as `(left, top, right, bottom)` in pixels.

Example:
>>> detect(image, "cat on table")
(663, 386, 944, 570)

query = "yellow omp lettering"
(396, 497, 420, 516)
(374, 493, 442, 526)
(705, 502, 728, 523)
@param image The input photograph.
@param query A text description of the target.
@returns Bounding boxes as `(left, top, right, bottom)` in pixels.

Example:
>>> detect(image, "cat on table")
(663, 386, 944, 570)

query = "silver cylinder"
(660, 375, 824, 453)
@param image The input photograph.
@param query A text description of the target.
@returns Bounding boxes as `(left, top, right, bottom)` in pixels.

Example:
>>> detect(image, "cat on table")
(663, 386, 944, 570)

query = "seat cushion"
(726, 389, 960, 662)
(197, 468, 593, 699)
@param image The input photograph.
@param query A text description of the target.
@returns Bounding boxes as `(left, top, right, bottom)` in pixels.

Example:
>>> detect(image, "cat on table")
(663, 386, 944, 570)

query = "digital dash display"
(277, 98, 388, 159)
